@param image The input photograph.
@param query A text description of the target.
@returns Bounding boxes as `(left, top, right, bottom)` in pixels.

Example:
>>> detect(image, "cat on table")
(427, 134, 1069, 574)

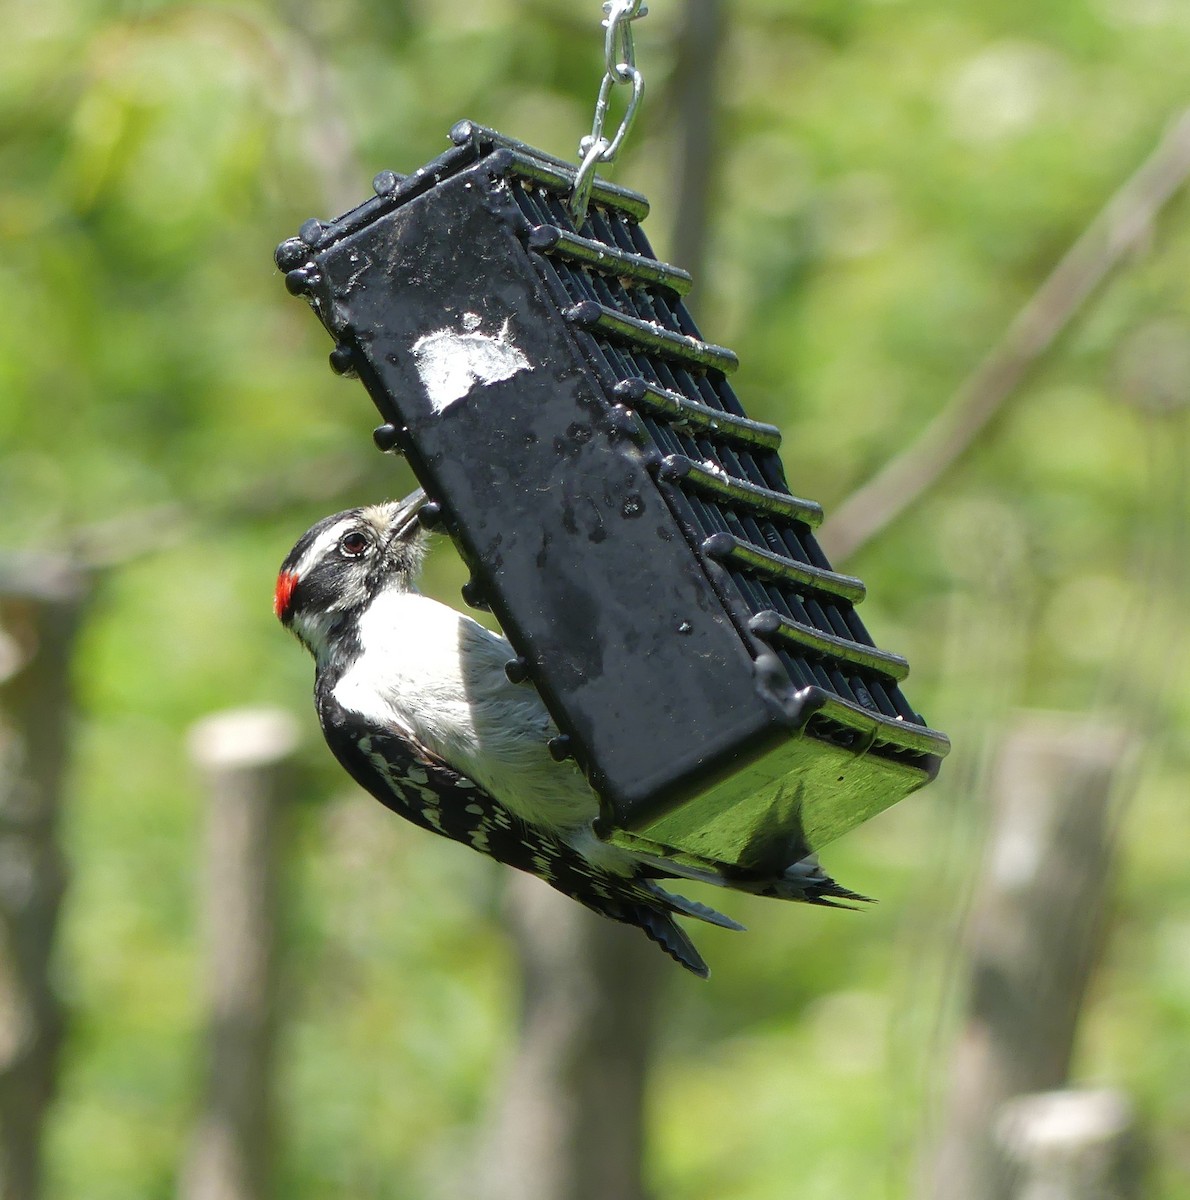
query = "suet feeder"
(275, 121, 949, 875)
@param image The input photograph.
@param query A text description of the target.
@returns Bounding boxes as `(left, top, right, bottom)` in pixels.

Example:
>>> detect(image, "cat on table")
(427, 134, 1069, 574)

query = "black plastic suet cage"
(276, 121, 950, 874)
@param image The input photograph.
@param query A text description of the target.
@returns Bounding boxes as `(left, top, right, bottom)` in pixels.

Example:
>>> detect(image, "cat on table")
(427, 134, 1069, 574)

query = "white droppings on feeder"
(412, 313, 530, 413)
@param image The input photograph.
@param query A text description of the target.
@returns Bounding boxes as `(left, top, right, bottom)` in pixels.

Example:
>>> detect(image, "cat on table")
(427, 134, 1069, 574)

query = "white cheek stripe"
(294, 520, 353, 581)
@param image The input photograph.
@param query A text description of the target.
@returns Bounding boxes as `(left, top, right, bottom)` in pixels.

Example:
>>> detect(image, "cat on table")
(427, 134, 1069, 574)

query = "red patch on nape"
(274, 571, 299, 620)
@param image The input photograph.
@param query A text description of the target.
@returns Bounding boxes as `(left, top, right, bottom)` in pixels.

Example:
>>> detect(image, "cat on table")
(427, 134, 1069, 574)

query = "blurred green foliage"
(3, 0, 1189, 1196)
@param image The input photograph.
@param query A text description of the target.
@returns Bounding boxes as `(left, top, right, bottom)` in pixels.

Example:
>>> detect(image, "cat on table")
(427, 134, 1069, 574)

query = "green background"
(2, 0, 1188, 1195)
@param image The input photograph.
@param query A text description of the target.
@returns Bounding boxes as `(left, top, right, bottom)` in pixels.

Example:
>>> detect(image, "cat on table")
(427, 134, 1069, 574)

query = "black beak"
(390, 488, 427, 535)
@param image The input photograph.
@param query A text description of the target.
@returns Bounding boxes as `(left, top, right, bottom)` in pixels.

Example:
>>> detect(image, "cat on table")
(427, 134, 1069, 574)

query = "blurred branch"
(925, 714, 1138, 1200)
(820, 108, 1190, 564)
(0, 558, 89, 1200)
(180, 708, 299, 1200)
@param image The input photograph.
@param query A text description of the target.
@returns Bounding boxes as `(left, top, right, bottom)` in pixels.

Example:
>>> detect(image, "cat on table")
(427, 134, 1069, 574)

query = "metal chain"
(570, 0, 648, 224)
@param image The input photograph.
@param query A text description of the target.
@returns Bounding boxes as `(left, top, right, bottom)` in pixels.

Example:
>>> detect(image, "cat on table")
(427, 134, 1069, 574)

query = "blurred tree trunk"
(179, 708, 298, 1200)
(925, 714, 1137, 1200)
(476, 876, 663, 1200)
(476, 5, 726, 1197)
(994, 1089, 1144, 1200)
(0, 556, 89, 1200)
(669, 0, 724, 283)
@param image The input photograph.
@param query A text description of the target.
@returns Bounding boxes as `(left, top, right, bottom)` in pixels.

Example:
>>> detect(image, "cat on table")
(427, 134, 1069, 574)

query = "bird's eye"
(338, 531, 370, 558)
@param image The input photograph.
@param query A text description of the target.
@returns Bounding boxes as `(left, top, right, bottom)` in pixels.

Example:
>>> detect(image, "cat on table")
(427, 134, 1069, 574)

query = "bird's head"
(275, 489, 428, 663)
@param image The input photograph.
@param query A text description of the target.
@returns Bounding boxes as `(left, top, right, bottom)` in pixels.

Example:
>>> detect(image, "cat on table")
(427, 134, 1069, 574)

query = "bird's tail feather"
(648, 882, 746, 931)
(616, 833, 872, 908)
(576, 880, 741, 978)
(632, 903, 711, 978)
(758, 858, 873, 907)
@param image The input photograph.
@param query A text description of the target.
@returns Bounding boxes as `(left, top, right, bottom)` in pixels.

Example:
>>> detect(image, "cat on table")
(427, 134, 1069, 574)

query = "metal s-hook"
(570, 0, 649, 224)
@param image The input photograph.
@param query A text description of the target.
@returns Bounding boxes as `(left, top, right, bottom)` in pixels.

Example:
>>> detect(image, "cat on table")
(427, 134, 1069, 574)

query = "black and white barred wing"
(315, 688, 741, 976)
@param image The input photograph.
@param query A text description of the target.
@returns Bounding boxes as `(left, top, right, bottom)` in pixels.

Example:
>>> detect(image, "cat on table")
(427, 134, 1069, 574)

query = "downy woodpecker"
(276, 490, 864, 977)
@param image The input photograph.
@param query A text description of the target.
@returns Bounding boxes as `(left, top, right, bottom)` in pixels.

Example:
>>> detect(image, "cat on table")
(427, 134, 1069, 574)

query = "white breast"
(332, 590, 600, 831)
